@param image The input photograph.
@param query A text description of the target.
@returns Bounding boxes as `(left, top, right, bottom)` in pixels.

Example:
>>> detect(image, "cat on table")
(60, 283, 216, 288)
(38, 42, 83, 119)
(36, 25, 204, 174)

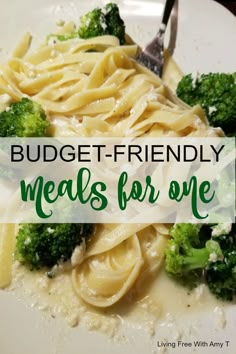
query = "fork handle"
(162, 0, 175, 27)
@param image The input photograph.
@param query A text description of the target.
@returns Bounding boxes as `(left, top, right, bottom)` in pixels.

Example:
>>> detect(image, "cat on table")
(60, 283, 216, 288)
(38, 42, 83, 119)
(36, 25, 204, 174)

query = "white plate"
(0, 1, 236, 354)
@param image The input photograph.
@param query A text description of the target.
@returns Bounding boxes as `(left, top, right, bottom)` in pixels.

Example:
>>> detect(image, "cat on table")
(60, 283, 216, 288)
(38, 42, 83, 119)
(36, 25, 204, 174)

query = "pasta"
(0, 224, 16, 288)
(0, 25, 223, 308)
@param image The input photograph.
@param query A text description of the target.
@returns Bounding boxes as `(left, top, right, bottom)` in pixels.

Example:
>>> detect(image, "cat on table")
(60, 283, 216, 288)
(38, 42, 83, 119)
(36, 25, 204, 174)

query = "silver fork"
(136, 0, 176, 77)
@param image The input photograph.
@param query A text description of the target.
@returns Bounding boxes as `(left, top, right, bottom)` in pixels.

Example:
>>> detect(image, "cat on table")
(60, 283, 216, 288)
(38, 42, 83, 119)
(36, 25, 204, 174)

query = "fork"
(136, 0, 176, 78)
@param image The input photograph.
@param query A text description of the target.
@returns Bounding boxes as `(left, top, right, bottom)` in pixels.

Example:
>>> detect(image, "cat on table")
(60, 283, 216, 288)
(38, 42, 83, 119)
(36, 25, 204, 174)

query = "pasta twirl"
(72, 234, 143, 307)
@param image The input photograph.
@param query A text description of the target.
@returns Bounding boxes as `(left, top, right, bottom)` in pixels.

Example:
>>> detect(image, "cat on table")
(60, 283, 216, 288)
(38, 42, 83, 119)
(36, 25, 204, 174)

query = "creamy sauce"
(8, 259, 226, 337)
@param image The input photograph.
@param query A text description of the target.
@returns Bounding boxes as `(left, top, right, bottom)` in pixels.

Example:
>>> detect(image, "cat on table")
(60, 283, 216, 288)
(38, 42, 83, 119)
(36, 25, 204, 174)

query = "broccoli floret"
(103, 3, 125, 44)
(51, 3, 125, 45)
(78, 3, 125, 44)
(206, 224, 236, 301)
(0, 98, 49, 137)
(165, 223, 222, 288)
(78, 7, 107, 39)
(15, 223, 94, 269)
(165, 223, 236, 301)
(176, 73, 236, 136)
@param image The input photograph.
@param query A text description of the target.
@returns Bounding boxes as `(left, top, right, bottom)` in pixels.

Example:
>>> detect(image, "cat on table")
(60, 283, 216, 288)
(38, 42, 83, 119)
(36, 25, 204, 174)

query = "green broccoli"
(78, 3, 125, 44)
(206, 224, 236, 301)
(165, 223, 222, 288)
(78, 7, 107, 39)
(0, 98, 49, 137)
(50, 3, 126, 45)
(176, 73, 236, 136)
(103, 3, 125, 44)
(15, 223, 94, 269)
